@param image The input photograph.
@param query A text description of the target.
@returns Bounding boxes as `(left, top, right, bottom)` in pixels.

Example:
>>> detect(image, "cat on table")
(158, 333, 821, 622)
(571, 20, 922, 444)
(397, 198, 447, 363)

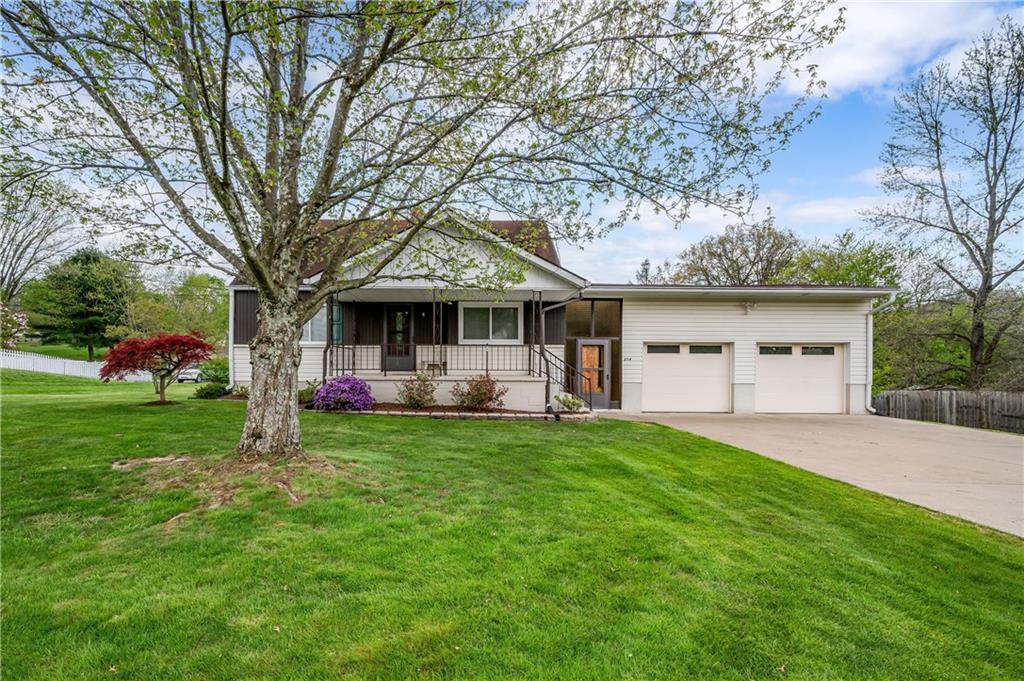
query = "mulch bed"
(303, 403, 595, 421)
(371, 402, 525, 414)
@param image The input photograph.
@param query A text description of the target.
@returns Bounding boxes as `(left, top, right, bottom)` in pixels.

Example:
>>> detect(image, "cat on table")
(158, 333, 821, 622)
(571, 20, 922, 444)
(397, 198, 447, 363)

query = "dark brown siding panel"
(545, 306, 566, 345)
(355, 303, 384, 344)
(523, 302, 565, 345)
(524, 301, 535, 344)
(445, 303, 459, 344)
(233, 290, 259, 344)
(342, 303, 357, 344)
(413, 303, 433, 345)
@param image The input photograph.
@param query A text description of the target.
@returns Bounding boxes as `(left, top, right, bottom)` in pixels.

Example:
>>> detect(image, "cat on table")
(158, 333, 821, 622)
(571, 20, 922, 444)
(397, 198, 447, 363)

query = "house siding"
(619, 298, 872, 413)
(232, 343, 326, 386)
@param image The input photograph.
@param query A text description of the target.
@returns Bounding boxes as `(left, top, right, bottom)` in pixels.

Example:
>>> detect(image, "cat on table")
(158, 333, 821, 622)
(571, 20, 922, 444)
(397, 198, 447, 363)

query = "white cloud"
(778, 194, 881, 225)
(847, 166, 885, 186)
(789, 2, 1021, 98)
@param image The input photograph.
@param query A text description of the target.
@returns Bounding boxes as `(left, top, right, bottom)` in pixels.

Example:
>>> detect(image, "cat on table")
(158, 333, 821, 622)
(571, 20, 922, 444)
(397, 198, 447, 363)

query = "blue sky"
(559, 1, 1024, 283)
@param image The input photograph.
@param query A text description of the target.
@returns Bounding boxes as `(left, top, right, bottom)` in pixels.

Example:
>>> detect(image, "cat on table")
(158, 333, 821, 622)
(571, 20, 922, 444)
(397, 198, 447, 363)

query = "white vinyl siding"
(621, 299, 870, 385)
(232, 344, 324, 386)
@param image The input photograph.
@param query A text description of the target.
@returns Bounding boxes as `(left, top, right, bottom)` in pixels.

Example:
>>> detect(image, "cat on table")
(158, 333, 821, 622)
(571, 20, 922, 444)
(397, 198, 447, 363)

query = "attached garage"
(755, 344, 845, 413)
(641, 343, 731, 412)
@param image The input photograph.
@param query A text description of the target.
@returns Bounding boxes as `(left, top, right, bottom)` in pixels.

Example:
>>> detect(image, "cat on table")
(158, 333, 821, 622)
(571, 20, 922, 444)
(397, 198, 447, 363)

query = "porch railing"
(323, 343, 594, 407)
(325, 343, 540, 376)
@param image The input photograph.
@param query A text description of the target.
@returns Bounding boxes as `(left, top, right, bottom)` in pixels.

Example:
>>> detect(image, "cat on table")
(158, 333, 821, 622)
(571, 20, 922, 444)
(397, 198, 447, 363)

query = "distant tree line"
(14, 248, 228, 361)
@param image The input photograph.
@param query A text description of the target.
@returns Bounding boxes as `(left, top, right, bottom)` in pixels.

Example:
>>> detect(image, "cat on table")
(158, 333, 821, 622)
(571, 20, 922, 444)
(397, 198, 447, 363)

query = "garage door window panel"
(759, 346, 792, 355)
(647, 345, 680, 353)
(689, 345, 722, 354)
(802, 346, 835, 355)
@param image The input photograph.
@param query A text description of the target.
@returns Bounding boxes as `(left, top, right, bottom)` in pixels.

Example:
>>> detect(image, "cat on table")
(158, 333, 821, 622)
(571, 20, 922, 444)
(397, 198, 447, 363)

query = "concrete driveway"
(613, 413, 1024, 537)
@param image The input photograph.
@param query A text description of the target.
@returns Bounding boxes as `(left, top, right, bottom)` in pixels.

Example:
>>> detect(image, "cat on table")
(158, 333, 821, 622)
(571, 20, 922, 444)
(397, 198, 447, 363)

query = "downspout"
(227, 287, 235, 389)
(865, 292, 898, 414)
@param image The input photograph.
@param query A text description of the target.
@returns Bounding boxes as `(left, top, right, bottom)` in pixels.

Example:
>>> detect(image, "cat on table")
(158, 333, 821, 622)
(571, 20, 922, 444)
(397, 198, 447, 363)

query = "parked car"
(177, 366, 201, 383)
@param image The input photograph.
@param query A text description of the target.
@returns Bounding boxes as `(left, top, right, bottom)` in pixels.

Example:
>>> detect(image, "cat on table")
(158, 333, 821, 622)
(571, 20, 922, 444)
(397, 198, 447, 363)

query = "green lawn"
(2, 370, 1022, 680)
(14, 342, 108, 361)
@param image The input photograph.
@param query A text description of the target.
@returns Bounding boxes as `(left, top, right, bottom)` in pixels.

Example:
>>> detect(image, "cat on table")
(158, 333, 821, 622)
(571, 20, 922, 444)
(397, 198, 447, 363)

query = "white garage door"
(755, 344, 844, 413)
(642, 343, 731, 412)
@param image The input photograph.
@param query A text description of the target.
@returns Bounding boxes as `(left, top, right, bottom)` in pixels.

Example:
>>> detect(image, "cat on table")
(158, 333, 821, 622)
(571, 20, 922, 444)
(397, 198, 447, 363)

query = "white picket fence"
(0, 349, 150, 382)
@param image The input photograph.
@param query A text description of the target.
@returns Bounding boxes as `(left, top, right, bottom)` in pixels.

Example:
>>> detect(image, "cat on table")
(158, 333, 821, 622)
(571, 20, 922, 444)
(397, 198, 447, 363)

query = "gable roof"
(231, 219, 562, 286)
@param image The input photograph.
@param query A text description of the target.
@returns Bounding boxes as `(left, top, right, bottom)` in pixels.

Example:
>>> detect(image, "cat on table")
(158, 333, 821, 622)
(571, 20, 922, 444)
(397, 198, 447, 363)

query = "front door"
(385, 305, 415, 372)
(577, 339, 611, 409)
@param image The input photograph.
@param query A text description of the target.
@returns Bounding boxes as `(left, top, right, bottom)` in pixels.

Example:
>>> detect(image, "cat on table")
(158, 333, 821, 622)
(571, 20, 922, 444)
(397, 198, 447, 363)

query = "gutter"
(865, 292, 898, 414)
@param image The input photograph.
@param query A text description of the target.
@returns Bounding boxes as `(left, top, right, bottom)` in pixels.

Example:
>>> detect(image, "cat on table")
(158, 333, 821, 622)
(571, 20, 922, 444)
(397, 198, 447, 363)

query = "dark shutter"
(233, 290, 259, 344)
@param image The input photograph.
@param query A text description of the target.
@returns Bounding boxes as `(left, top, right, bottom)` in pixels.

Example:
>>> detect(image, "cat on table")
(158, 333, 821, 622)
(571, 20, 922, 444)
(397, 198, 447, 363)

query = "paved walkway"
(609, 413, 1024, 537)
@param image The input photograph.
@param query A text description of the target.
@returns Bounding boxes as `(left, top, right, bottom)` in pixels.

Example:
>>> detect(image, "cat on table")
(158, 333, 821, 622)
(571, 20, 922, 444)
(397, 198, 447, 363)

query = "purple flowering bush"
(311, 375, 374, 411)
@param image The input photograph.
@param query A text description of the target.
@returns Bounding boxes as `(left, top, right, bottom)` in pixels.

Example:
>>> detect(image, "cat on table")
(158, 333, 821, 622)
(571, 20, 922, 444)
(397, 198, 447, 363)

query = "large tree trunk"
(967, 309, 988, 390)
(237, 299, 304, 460)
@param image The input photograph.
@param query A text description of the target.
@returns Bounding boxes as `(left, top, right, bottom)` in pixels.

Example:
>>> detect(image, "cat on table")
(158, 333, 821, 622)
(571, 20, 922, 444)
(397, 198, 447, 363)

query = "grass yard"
(13, 342, 108, 361)
(2, 370, 1023, 680)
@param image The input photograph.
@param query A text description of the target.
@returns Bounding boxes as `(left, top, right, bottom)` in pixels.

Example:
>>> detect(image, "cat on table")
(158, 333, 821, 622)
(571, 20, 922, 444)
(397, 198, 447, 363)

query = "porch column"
(539, 290, 548, 403)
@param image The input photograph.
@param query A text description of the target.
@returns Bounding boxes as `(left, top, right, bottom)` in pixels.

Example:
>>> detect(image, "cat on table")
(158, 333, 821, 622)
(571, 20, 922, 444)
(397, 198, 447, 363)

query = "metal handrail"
(532, 346, 594, 408)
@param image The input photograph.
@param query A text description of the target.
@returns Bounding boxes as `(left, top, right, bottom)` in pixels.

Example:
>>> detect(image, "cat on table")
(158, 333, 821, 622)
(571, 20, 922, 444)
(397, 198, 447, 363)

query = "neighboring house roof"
(230, 218, 561, 286)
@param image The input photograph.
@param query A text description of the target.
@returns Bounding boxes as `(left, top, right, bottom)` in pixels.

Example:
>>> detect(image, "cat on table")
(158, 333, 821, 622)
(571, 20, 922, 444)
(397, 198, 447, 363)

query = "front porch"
(319, 288, 594, 408)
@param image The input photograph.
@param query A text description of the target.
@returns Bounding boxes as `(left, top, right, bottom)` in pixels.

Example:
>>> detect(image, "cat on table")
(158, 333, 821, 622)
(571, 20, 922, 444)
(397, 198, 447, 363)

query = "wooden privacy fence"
(873, 390, 1024, 434)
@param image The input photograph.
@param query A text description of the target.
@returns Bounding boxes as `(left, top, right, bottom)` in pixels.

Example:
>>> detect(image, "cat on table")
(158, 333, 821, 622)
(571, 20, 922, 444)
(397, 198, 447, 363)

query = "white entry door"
(641, 343, 731, 412)
(755, 344, 844, 413)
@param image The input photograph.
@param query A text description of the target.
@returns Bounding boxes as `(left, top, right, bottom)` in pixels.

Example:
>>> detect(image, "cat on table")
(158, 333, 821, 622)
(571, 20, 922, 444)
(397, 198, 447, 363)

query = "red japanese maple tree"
(101, 333, 214, 403)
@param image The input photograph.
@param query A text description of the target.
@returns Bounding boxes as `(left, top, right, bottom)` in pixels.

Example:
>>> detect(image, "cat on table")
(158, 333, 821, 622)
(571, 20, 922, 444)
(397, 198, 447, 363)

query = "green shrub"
(554, 393, 586, 413)
(193, 382, 227, 399)
(397, 372, 437, 408)
(298, 379, 321, 404)
(451, 374, 508, 410)
(199, 357, 229, 383)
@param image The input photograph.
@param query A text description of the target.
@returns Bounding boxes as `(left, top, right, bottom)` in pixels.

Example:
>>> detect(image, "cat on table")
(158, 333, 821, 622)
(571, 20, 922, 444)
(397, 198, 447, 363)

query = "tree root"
(110, 452, 352, 527)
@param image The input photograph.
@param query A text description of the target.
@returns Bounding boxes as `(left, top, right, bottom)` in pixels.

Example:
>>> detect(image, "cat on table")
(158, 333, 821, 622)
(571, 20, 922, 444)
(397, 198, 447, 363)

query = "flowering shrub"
(0, 303, 28, 350)
(312, 375, 374, 411)
(397, 372, 437, 408)
(451, 374, 508, 410)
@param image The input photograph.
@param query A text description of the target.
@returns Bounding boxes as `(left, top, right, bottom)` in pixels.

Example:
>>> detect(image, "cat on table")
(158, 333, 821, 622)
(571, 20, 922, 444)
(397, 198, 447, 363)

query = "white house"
(229, 220, 895, 413)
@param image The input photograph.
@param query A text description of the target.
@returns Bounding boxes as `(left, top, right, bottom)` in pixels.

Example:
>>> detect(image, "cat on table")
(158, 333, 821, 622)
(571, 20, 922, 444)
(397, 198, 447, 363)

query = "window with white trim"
(301, 306, 327, 343)
(459, 303, 522, 344)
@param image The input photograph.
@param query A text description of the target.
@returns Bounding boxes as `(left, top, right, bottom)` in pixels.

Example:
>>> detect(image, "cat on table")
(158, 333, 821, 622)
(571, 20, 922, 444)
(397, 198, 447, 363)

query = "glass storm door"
(577, 339, 610, 409)
(385, 305, 415, 371)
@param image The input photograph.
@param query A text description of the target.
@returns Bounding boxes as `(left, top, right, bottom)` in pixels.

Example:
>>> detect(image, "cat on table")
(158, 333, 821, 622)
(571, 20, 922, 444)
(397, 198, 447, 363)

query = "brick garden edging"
(305, 408, 596, 422)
